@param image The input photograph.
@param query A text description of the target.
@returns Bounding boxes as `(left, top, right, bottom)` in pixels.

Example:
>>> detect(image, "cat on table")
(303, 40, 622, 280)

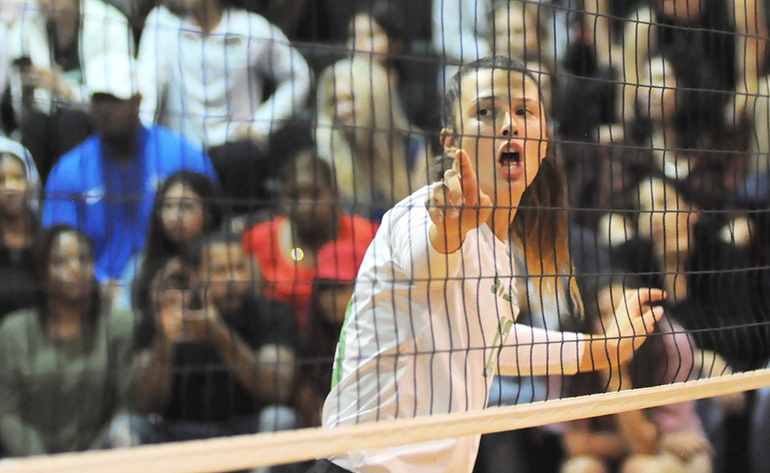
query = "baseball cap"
(316, 240, 369, 282)
(85, 53, 139, 100)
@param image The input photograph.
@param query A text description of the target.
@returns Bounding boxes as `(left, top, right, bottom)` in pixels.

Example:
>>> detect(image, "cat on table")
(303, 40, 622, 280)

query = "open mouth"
(499, 150, 521, 166)
(498, 141, 524, 166)
(497, 141, 524, 180)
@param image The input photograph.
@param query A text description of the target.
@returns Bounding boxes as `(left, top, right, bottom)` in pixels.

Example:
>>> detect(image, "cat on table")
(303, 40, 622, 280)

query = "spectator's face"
(200, 242, 251, 314)
(493, 6, 540, 61)
(636, 177, 696, 249)
(161, 182, 207, 246)
(443, 68, 547, 207)
(286, 171, 337, 236)
(316, 283, 353, 326)
(91, 94, 140, 140)
(348, 14, 389, 65)
(47, 232, 95, 303)
(0, 154, 30, 218)
(328, 74, 372, 133)
(638, 57, 678, 125)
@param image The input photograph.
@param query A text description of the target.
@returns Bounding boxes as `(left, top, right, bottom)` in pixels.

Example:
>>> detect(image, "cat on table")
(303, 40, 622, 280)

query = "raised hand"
(151, 257, 191, 343)
(427, 149, 493, 254)
(582, 288, 666, 372)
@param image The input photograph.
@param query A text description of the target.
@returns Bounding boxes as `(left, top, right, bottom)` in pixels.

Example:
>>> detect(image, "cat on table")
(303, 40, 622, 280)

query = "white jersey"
(322, 187, 585, 473)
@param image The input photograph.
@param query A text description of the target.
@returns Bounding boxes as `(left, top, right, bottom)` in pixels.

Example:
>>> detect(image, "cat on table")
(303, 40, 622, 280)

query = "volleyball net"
(2, 0, 770, 471)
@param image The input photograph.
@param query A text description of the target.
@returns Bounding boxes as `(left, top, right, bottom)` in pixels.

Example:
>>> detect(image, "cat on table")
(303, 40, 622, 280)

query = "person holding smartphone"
(124, 231, 299, 449)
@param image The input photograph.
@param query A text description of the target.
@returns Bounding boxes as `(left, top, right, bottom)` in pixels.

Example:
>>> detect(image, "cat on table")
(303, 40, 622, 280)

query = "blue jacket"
(43, 125, 217, 281)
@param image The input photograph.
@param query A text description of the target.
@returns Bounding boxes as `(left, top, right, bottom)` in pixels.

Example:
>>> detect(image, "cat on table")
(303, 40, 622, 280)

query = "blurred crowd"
(1, 0, 770, 472)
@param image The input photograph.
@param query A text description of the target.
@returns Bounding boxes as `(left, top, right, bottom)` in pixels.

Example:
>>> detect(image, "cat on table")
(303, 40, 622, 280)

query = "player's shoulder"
(380, 186, 432, 230)
(388, 186, 432, 220)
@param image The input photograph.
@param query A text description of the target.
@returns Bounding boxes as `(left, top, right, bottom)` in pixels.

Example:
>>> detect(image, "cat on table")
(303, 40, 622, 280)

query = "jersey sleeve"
(389, 195, 464, 288)
(495, 325, 586, 377)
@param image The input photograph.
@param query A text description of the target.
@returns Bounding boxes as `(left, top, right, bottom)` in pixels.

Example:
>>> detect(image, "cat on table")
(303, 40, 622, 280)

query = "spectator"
(347, 0, 406, 86)
(605, 176, 763, 370)
(552, 20, 618, 141)
(433, 0, 564, 93)
(42, 53, 217, 284)
(137, 0, 311, 208)
(117, 170, 223, 311)
(127, 231, 298, 445)
(0, 224, 134, 456)
(559, 276, 712, 473)
(617, 0, 767, 135)
(346, 0, 441, 135)
(296, 239, 368, 428)
(243, 152, 377, 335)
(315, 58, 432, 220)
(626, 52, 739, 183)
(432, 0, 494, 88)
(5, 0, 134, 181)
(0, 137, 40, 318)
(491, 0, 553, 70)
(567, 52, 742, 229)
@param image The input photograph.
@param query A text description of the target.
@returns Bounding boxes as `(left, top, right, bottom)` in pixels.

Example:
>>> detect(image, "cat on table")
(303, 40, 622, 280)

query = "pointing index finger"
(456, 149, 481, 206)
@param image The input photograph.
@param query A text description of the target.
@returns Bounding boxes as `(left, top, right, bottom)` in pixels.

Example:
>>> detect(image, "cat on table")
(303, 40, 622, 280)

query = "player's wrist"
(579, 335, 613, 373)
(429, 223, 465, 254)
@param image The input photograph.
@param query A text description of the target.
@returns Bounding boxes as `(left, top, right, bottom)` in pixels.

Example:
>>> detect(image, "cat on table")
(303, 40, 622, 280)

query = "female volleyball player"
(313, 56, 665, 473)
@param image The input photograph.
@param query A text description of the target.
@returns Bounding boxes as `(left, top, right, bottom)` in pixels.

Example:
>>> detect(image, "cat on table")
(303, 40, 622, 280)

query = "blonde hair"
(491, 0, 554, 70)
(315, 58, 428, 210)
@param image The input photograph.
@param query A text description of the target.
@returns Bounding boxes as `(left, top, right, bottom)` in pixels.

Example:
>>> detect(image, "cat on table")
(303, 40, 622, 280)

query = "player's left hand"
(582, 288, 665, 372)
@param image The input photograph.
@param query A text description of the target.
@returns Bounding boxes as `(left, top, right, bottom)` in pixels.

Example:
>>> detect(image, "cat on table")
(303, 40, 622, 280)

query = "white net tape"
(0, 370, 767, 473)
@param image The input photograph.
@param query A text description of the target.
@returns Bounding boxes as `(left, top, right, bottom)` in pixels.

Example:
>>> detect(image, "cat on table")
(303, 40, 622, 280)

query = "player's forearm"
(578, 335, 618, 373)
(496, 328, 585, 377)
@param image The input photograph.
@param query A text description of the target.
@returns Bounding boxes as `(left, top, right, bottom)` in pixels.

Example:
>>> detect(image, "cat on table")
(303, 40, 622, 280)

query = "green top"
(0, 306, 134, 456)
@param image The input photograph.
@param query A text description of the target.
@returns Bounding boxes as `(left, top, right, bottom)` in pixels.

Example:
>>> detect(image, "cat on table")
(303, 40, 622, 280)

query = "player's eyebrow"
(519, 98, 540, 107)
(472, 96, 539, 110)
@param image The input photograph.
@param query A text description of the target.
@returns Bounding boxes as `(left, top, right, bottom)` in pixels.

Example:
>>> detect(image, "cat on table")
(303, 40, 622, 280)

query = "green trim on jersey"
(331, 297, 355, 389)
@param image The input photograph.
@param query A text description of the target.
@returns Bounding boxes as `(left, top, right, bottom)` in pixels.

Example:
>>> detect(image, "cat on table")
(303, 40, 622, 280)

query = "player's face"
(444, 68, 547, 207)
